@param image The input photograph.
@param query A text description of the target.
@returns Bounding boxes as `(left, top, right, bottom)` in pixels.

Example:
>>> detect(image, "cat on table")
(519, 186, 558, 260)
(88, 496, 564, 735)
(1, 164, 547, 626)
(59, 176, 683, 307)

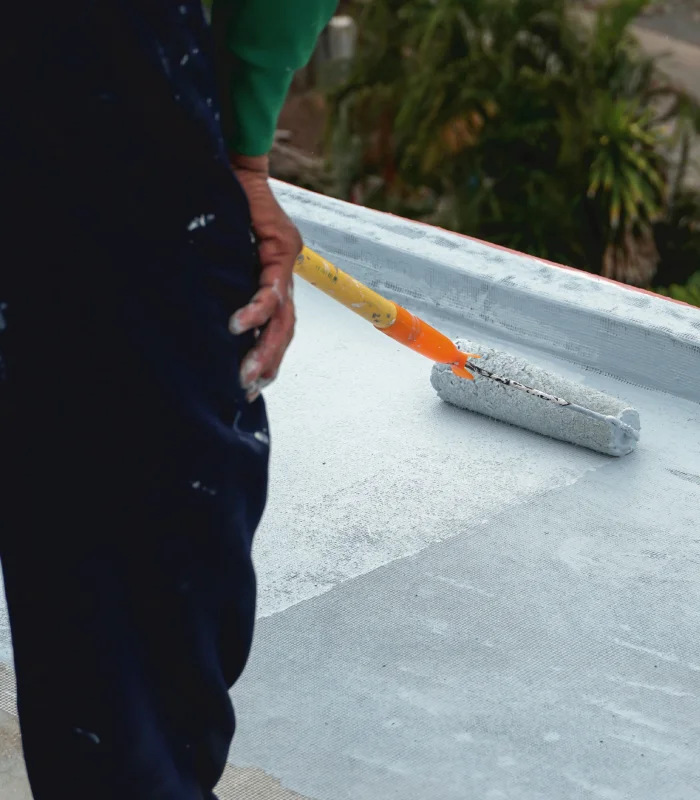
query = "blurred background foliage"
(206, 0, 700, 306)
(325, 0, 700, 300)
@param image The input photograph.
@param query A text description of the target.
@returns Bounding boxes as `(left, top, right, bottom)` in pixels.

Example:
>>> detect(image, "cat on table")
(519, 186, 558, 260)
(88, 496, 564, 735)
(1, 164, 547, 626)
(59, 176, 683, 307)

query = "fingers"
(228, 231, 300, 336)
(224, 171, 302, 402)
(229, 271, 296, 403)
(228, 284, 281, 336)
(238, 298, 295, 402)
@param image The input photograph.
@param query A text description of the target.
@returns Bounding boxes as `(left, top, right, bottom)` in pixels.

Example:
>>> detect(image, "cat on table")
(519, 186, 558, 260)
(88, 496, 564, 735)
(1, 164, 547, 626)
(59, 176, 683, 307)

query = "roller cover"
(431, 340, 641, 457)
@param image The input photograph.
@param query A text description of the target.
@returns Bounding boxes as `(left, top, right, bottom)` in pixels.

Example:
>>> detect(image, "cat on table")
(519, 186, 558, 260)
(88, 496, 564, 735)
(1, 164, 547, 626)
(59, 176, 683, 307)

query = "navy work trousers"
(0, 179, 269, 800)
(0, 2, 269, 797)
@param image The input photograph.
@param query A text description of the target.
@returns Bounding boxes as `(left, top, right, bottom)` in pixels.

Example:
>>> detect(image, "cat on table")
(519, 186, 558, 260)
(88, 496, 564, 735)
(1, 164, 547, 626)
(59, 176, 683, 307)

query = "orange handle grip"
(381, 305, 478, 379)
(294, 247, 479, 379)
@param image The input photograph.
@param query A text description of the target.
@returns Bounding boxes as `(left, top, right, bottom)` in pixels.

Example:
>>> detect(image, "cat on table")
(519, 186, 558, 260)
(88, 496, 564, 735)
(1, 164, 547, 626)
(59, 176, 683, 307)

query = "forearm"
(211, 0, 338, 157)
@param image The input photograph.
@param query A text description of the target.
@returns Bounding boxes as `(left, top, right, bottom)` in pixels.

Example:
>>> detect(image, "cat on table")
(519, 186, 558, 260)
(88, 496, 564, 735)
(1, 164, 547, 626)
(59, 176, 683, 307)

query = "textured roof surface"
(231, 186, 700, 800)
(1, 185, 699, 800)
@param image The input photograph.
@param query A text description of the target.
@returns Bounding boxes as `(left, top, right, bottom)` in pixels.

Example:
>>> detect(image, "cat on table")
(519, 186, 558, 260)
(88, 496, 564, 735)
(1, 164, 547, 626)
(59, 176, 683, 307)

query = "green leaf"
(621, 164, 662, 219)
(610, 183, 622, 230)
(621, 186, 639, 224)
(602, 158, 616, 192)
(619, 143, 666, 196)
(654, 272, 700, 306)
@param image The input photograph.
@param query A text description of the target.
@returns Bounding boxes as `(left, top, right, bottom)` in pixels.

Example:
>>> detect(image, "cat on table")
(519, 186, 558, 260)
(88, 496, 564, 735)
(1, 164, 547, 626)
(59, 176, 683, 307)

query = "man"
(0, 1, 336, 797)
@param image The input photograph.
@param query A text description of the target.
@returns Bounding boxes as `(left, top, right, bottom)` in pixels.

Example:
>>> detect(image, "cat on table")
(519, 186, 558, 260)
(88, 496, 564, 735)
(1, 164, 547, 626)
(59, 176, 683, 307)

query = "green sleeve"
(211, 0, 338, 157)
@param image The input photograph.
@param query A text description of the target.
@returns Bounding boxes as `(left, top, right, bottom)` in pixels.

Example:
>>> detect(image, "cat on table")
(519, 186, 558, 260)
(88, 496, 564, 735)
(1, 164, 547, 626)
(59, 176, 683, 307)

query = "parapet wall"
(274, 181, 700, 404)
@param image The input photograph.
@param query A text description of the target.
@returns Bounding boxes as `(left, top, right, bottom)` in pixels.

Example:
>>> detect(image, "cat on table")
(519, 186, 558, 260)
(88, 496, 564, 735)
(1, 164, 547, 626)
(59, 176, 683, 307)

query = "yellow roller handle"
(294, 247, 398, 329)
(294, 247, 478, 379)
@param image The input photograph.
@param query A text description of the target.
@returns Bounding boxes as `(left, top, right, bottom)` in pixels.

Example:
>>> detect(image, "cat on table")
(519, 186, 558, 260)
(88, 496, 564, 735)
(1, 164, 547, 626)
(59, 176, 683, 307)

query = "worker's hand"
(228, 153, 301, 403)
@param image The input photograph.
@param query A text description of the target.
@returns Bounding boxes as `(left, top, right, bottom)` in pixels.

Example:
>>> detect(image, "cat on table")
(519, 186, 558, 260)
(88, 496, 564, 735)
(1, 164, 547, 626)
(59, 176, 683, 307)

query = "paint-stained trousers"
(0, 122, 269, 800)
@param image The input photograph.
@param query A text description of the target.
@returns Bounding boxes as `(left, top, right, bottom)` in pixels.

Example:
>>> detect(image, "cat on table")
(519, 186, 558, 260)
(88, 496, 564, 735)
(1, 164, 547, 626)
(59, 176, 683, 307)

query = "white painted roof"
(238, 186, 700, 799)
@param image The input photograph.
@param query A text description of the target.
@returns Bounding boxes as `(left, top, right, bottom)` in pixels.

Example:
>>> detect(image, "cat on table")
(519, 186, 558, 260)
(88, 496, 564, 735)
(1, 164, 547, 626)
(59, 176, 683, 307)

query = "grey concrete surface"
(636, 4, 700, 49)
(633, 23, 700, 100)
(0, 709, 31, 800)
(574, 5, 700, 93)
(224, 276, 700, 800)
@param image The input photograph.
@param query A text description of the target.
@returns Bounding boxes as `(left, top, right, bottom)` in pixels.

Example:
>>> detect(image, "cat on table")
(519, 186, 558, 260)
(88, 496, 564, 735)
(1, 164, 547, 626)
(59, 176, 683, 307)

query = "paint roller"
(293, 247, 640, 457)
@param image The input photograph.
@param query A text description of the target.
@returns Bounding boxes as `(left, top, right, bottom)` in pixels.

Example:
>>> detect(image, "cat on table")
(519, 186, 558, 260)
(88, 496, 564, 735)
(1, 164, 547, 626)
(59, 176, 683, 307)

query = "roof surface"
(231, 186, 700, 799)
(1, 185, 699, 800)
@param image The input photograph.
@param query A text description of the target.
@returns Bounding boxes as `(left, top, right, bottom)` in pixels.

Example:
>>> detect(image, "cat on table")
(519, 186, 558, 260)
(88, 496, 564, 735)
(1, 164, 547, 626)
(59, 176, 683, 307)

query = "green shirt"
(211, 0, 338, 157)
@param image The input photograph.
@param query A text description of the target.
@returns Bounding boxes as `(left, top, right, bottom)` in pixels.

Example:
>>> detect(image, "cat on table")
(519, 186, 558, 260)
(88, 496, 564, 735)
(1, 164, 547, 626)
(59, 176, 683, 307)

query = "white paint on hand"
(271, 279, 285, 307)
(229, 313, 245, 335)
(240, 355, 260, 387)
